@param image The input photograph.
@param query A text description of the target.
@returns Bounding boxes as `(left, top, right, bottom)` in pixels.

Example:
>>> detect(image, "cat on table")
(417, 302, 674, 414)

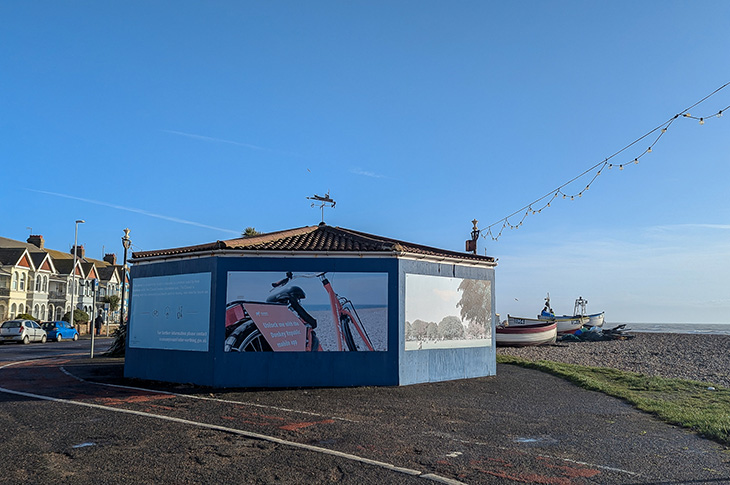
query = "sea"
(612, 322, 730, 336)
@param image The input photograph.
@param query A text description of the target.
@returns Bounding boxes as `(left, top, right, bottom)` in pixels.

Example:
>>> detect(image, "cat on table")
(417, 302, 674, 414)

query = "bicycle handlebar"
(271, 271, 329, 288)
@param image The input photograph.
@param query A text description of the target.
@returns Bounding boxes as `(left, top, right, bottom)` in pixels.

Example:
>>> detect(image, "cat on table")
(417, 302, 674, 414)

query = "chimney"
(104, 253, 117, 265)
(27, 235, 45, 249)
(71, 245, 85, 259)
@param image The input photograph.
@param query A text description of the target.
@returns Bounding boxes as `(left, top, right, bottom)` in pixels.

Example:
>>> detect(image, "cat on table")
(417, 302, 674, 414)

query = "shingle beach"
(497, 332, 730, 389)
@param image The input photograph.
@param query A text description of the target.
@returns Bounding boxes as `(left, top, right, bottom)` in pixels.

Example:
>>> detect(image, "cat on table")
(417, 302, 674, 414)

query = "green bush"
(63, 309, 90, 326)
(15, 313, 40, 323)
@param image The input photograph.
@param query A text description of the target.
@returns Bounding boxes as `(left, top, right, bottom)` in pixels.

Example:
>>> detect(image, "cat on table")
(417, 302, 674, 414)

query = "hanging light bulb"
(647, 147, 652, 153)
(683, 113, 691, 118)
(619, 165, 624, 170)
(547, 202, 551, 207)
(578, 192, 583, 197)
(661, 128, 667, 133)
(718, 110, 723, 118)
(634, 158, 639, 164)
(597, 170, 602, 175)
(570, 196, 574, 200)
(699, 118, 705, 125)
(585, 185, 590, 191)
(562, 194, 566, 199)
(608, 164, 613, 169)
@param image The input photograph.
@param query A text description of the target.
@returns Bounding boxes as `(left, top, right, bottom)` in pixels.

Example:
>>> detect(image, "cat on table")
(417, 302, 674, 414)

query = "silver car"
(0, 319, 47, 344)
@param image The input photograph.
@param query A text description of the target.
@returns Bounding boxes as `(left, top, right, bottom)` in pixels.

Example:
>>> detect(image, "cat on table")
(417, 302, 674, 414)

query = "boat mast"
(574, 296, 588, 317)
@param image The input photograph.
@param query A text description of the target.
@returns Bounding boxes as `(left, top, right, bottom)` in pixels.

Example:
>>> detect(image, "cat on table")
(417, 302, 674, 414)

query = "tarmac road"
(0, 354, 728, 484)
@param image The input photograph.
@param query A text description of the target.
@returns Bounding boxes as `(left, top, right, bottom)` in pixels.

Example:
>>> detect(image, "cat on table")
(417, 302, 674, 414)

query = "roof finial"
(307, 191, 336, 224)
(465, 219, 480, 254)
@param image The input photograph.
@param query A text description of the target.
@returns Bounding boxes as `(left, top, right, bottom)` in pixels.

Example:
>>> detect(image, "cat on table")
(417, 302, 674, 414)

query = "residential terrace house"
(0, 235, 128, 331)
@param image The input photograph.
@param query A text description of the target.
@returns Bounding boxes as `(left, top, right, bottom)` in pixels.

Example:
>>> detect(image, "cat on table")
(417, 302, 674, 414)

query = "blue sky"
(2, 2, 728, 324)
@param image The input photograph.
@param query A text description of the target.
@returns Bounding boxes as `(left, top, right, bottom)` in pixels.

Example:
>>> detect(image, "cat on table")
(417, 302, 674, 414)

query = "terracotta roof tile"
(132, 224, 495, 264)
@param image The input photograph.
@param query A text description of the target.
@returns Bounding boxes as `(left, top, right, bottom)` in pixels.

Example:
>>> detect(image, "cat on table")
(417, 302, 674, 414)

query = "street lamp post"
(90, 278, 98, 359)
(119, 228, 131, 328)
(69, 220, 85, 328)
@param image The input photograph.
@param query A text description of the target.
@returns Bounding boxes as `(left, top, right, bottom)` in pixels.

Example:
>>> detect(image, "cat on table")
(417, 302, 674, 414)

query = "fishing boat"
(497, 319, 557, 347)
(574, 296, 604, 327)
(507, 315, 546, 326)
(537, 294, 588, 334)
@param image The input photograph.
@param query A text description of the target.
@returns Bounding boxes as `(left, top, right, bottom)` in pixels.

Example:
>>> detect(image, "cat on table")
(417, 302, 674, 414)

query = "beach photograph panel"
(226, 271, 388, 352)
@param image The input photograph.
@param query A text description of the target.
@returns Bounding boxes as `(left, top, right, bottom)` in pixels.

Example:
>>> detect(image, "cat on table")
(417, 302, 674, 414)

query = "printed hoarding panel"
(129, 272, 211, 351)
(225, 271, 388, 352)
(405, 274, 492, 351)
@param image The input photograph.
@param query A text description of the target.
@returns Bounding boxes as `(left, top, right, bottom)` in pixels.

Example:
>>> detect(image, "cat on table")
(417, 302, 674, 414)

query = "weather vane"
(307, 191, 336, 223)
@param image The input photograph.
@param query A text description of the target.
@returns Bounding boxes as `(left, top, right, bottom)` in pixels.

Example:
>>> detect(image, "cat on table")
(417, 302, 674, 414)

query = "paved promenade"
(0, 356, 728, 484)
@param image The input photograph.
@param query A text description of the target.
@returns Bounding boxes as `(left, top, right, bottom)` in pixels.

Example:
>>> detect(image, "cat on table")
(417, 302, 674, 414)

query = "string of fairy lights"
(477, 82, 730, 242)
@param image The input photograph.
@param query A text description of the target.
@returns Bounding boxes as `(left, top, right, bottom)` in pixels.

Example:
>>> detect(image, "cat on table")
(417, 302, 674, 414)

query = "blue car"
(41, 321, 79, 342)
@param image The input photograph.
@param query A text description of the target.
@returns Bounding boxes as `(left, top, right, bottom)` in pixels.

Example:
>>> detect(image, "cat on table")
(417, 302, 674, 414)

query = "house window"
(12, 272, 18, 290)
(43, 276, 48, 292)
(18, 303, 24, 315)
(10, 303, 16, 319)
(20, 273, 25, 291)
(34, 304, 39, 317)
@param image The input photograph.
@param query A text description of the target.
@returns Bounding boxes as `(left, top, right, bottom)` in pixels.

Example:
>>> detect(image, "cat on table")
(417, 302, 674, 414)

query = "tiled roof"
(0, 235, 123, 280)
(52, 259, 75, 276)
(0, 248, 27, 266)
(132, 224, 495, 264)
(96, 266, 119, 282)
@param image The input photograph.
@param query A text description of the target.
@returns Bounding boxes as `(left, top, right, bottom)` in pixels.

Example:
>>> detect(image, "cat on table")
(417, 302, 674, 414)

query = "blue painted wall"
(125, 255, 495, 387)
(124, 257, 218, 385)
(126, 256, 401, 387)
(397, 260, 496, 385)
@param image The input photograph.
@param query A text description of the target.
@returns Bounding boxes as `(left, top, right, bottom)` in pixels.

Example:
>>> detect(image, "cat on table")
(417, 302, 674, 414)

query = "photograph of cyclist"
(405, 274, 492, 351)
(225, 271, 388, 352)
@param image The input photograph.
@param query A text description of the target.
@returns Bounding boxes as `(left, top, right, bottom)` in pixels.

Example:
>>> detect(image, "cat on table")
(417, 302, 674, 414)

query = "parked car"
(41, 321, 79, 342)
(0, 319, 47, 344)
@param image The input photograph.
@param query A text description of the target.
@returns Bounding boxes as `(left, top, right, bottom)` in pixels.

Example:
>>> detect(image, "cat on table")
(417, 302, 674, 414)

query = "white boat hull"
(507, 315, 546, 326)
(538, 313, 588, 334)
(497, 319, 557, 347)
(587, 312, 604, 327)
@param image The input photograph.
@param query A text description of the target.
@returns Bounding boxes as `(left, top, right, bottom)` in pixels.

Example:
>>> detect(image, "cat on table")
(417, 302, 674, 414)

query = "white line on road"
(0, 383, 464, 484)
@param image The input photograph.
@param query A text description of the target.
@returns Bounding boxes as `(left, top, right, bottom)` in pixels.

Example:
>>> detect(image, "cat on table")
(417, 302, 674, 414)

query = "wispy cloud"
(162, 129, 302, 158)
(162, 129, 268, 151)
(25, 189, 241, 235)
(350, 168, 386, 179)
(649, 223, 730, 231)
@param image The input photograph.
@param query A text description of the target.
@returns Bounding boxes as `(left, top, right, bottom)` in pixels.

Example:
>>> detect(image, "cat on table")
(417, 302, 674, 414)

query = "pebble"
(496, 332, 730, 389)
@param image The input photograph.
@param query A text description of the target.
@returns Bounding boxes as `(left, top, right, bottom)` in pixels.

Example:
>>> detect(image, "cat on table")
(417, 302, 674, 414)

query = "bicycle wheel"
(309, 329, 321, 351)
(226, 323, 272, 352)
(341, 314, 358, 351)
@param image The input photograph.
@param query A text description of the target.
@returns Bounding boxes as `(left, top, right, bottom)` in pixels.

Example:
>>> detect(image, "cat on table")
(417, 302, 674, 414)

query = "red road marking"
(279, 419, 335, 431)
(95, 394, 176, 406)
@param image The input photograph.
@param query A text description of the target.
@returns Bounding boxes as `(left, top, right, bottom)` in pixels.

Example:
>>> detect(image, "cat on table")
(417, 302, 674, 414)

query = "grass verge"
(497, 354, 730, 446)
